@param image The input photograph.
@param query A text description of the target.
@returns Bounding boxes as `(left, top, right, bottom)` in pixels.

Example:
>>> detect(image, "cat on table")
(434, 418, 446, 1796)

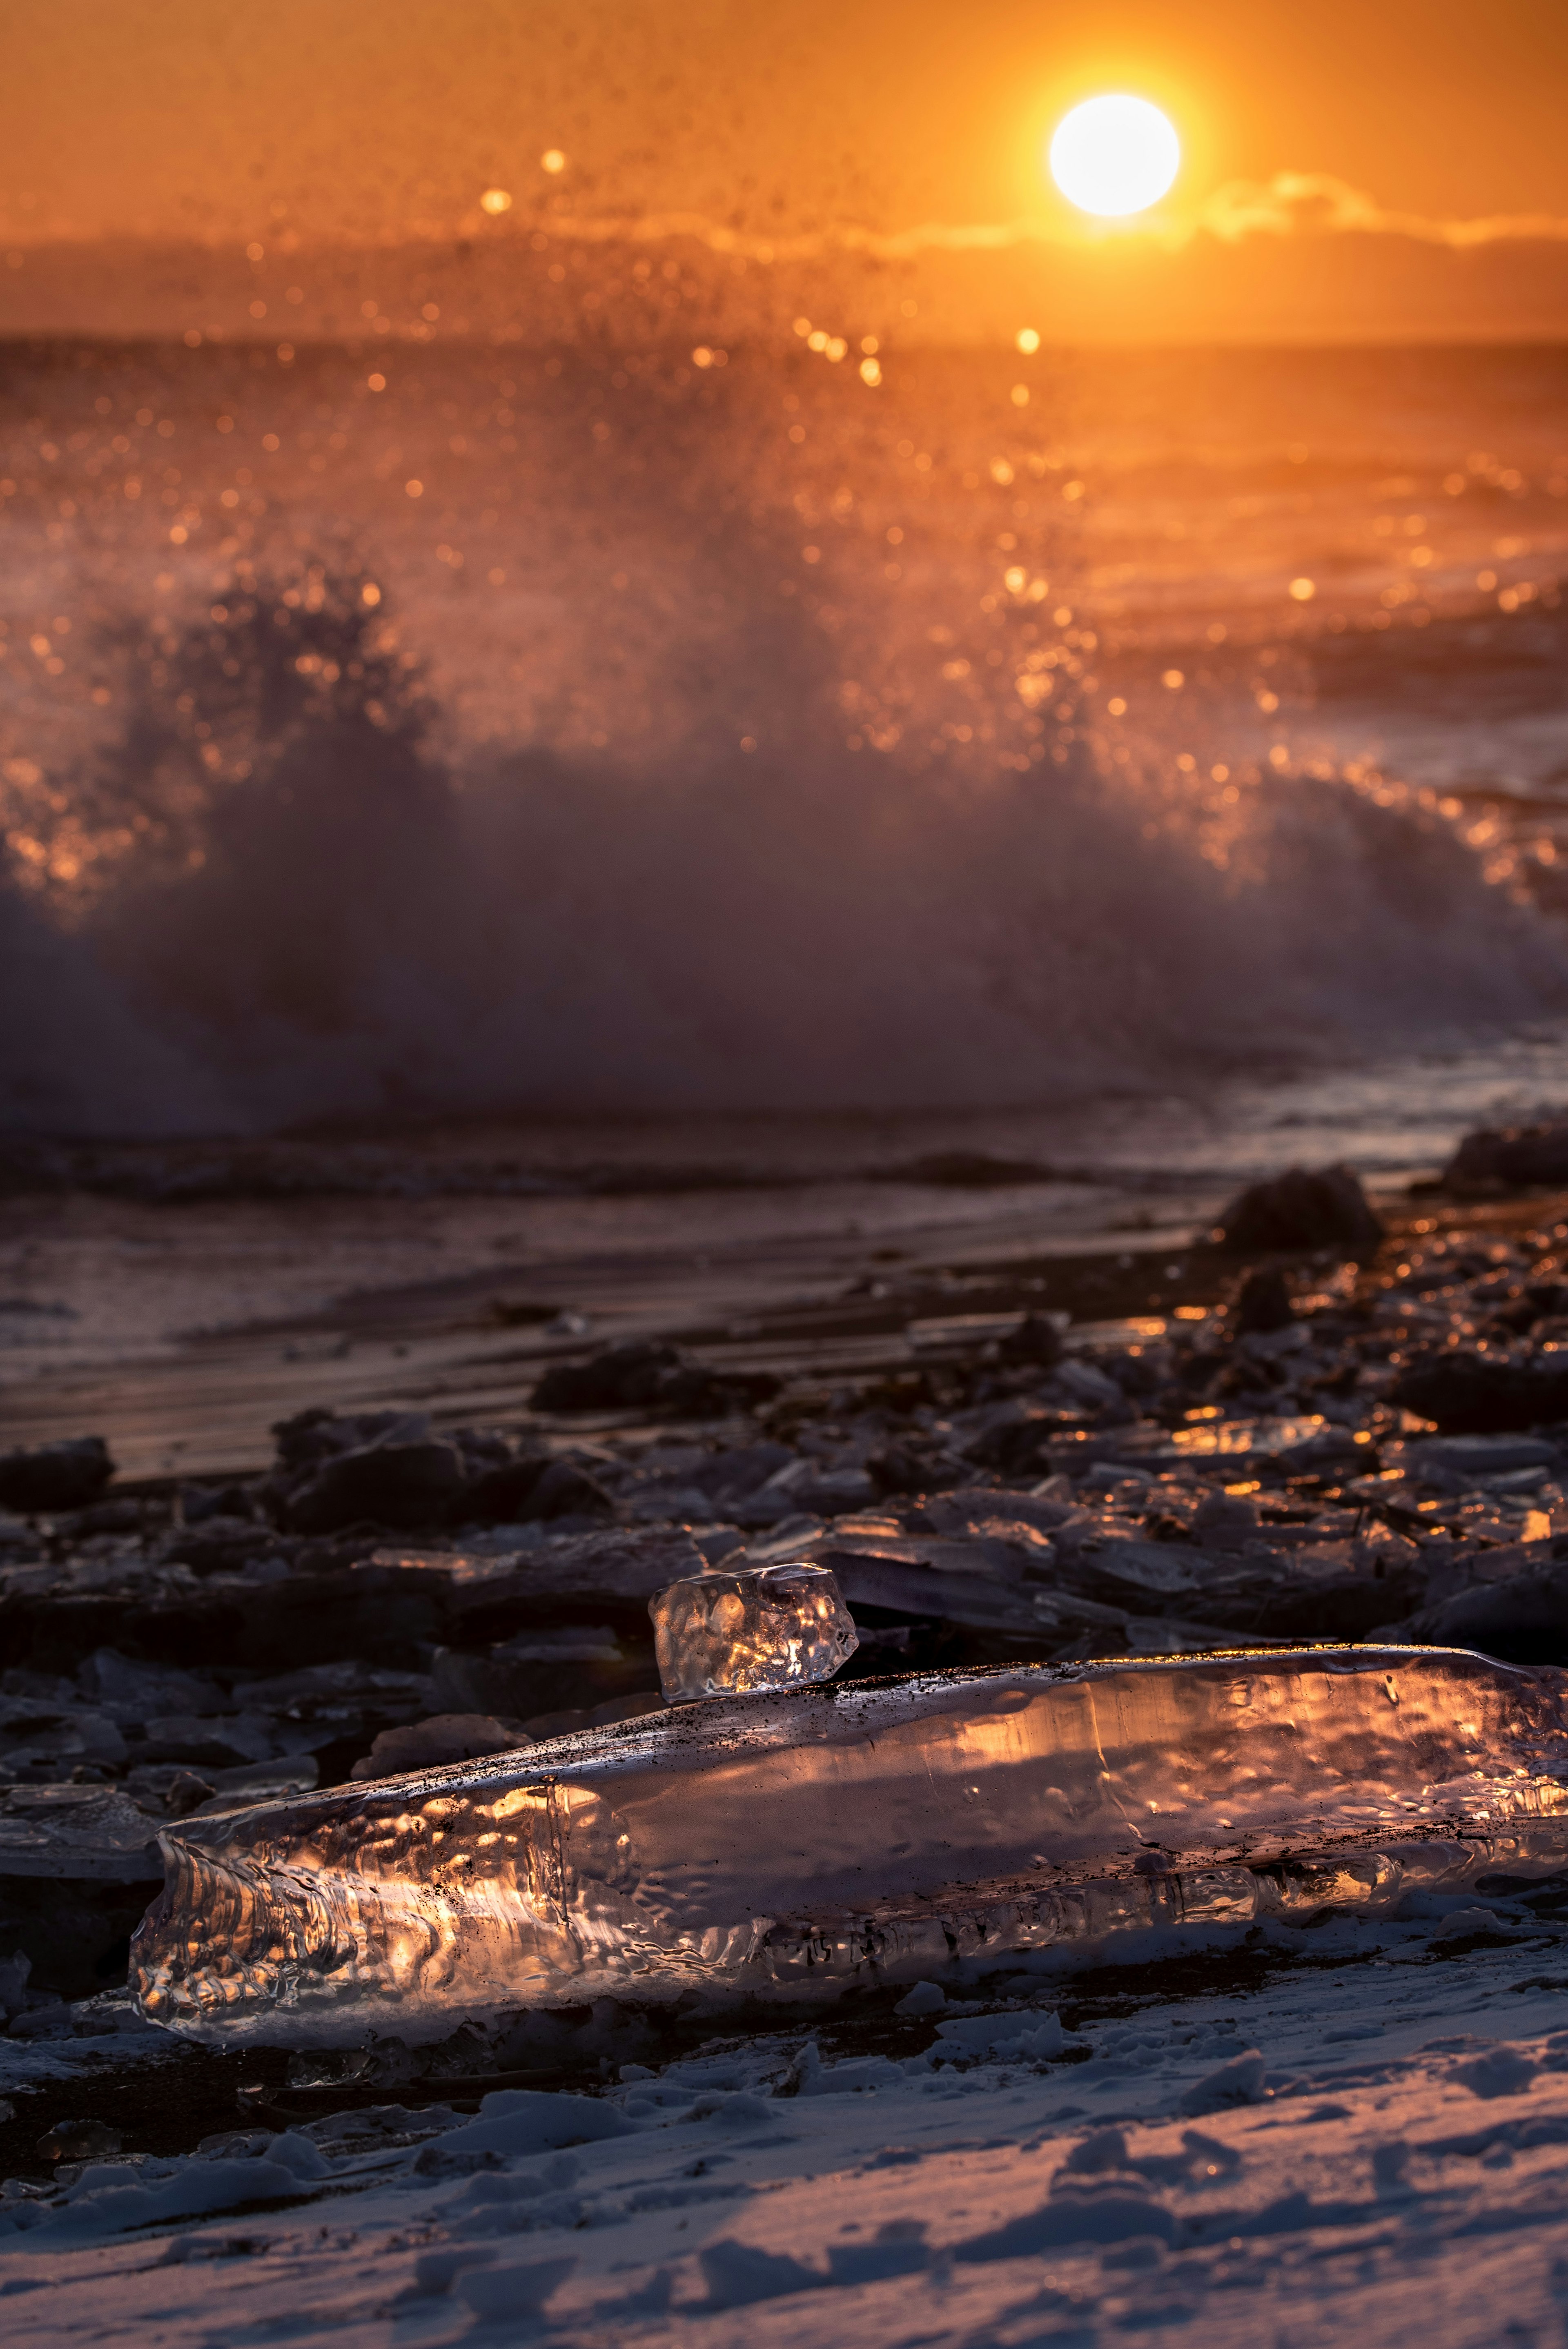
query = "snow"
(9, 1912, 1568, 2346)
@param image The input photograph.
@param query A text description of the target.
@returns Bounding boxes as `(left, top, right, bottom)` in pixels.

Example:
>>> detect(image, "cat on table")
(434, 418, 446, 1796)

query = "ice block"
(649, 1561, 858, 1701)
(131, 1646, 1568, 2048)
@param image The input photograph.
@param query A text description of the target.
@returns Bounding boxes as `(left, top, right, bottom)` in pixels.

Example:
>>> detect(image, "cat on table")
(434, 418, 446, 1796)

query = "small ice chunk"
(649, 1561, 858, 1703)
(1178, 2049, 1266, 2114)
(457, 2258, 577, 2323)
(699, 2239, 822, 2310)
(934, 2011, 1065, 2061)
(1431, 1906, 1506, 1942)
(895, 1980, 946, 2017)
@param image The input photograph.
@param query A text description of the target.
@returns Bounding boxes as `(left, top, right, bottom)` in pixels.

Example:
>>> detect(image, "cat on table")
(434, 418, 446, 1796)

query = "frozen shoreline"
(8, 1916, 1568, 2347)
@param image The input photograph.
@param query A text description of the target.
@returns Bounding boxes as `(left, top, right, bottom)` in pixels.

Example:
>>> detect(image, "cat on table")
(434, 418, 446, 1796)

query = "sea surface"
(5, 331, 1568, 1191)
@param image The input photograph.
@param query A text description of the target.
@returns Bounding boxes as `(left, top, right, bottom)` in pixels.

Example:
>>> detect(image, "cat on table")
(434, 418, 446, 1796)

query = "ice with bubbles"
(650, 1561, 859, 1701)
(131, 1645, 1568, 2049)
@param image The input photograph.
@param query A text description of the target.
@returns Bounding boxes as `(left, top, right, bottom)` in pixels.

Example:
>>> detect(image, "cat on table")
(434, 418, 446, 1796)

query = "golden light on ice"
(479, 188, 512, 215)
(540, 149, 566, 174)
(1049, 96, 1180, 218)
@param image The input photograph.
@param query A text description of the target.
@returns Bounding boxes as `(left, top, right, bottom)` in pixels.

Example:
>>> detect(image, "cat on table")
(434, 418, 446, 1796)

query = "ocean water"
(5, 331, 1568, 1169)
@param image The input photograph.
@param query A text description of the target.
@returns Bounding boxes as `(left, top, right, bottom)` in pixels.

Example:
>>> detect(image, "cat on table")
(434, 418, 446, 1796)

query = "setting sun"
(1049, 94, 1180, 218)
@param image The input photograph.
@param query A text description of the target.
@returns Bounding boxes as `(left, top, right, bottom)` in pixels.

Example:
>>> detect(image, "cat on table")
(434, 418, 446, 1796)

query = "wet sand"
(0, 1173, 1218, 1478)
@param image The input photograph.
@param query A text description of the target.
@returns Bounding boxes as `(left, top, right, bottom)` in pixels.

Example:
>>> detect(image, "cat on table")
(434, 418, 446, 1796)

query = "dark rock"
(1443, 1120, 1568, 1192)
(961, 1401, 1067, 1474)
(431, 1626, 643, 1719)
(866, 1443, 967, 1497)
(998, 1312, 1066, 1369)
(1193, 1488, 1262, 1547)
(652, 1363, 734, 1414)
(179, 1481, 261, 1525)
(515, 1458, 615, 1522)
(1405, 1434, 1560, 1477)
(461, 1450, 551, 1523)
(1390, 1352, 1568, 1435)
(529, 1339, 766, 1417)
(164, 1770, 217, 1817)
(272, 1406, 427, 1474)
(284, 1439, 468, 1534)
(350, 1713, 532, 1781)
(684, 1442, 795, 1498)
(1216, 1164, 1383, 1254)
(36, 2116, 123, 2162)
(521, 1692, 666, 1741)
(1401, 1559, 1568, 1666)
(893, 1151, 1050, 1189)
(532, 1340, 689, 1413)
(165, 1518, 290, 1576)
(1230, 1267, 1295, 1335)
(1199, 1566, 1423, 1643)
(0, 1436, 115, 1515)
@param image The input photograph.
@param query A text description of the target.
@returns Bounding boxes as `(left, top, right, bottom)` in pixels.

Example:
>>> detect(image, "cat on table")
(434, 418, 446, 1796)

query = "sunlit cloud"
(526, 174, 1568, 263)
(1189, 172, 1568, 251)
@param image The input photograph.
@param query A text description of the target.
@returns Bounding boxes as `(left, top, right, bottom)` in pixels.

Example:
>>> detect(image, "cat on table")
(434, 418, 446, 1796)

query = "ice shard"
(132, 1645, 1568, 2048)
(649, 1561, 859, 1701)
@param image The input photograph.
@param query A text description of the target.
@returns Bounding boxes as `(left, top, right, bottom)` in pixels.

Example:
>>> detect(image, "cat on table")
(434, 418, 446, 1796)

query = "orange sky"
(6, 0, 1568, 340)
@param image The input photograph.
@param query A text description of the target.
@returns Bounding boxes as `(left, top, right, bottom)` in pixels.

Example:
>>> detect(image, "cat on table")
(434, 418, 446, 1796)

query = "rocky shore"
(7, 1147, 1568, 2140)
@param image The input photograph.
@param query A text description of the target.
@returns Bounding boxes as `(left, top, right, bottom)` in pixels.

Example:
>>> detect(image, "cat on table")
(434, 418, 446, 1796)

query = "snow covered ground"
(7, 1907, 1568, 2347)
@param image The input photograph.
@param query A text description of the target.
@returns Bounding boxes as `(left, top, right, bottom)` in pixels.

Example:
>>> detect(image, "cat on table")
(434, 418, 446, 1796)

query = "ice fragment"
(129, 1645, 1568, 2049)
(1178, 2050, 1266, 2113)
(648, 1560, 858, 1701)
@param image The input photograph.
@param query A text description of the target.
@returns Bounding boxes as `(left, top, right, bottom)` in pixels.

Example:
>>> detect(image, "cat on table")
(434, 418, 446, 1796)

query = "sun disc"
(1049, 95, 1180, 219)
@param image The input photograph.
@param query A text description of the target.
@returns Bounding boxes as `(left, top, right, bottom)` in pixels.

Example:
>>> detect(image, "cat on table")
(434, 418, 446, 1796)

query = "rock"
(531, 1339, 692, 1413)
(163, 1770, 218, 1817)
(999, 1312, 1066, 1369)
(1193, 1488, 1262, 1547)
(283, 1438, 468, 1533)
(1216, 1164, 1383, 1254)
(685, 1442, 796, 1498)
(1390, 1352, 1568, 1435)
(530, 1339, 770, 1417)
(1054, 1359, 1125, 1412)
(1400, 1558, 1568, 1665)
(0, 1784, 163, 1881)
(0, 1946, 32, 2017)
(896, 1150, 1051, 1187)
(461, 1450, 552, 1522)
(349, 1714, 532, 1781)
(962, 1400, 1067, 1474)
(432, 1526, 711, 1637)
(521, 1692, 665, 1741)
(1074, 1413, 1356, 1476)
(272, 1405, 429, 1472)
(1405, 1434, 1561, 1478)
(36, 2117, 123, 2162)
(1230, 1266, 1295, 1334)
(865, 1442, 967, 1496)
(1443, 1120, 1568, 1192)
(517, 1459, 615, 1522)
(0, 1436, 115, 1515)
(430, 1627, 636, 1719)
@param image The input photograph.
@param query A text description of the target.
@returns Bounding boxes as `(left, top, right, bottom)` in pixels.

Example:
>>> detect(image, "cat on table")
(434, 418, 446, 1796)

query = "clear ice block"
(649, 1561, 859, 1701)
(131, 1645, 1568, 2048)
